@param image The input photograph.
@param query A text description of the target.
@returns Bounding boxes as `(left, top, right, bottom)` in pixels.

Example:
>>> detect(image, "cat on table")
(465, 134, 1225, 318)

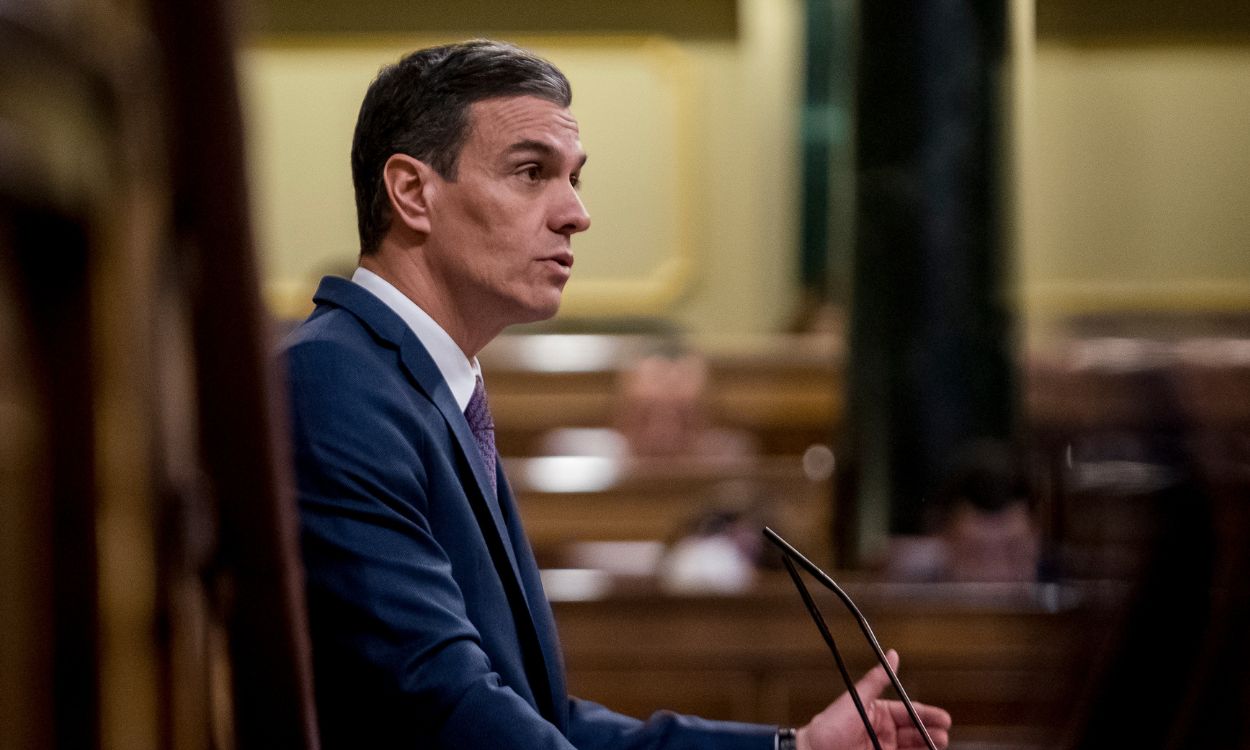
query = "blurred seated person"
(888, 441, 1040, 583)
(542, 351, 758, 461)
(542, 352, 787, 593)
(941, 501, 1038, 583)
(660, 487, 784, 594)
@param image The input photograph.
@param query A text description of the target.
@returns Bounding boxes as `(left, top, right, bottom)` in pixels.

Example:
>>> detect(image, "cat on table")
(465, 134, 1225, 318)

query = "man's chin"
(513, 294, 564, 326)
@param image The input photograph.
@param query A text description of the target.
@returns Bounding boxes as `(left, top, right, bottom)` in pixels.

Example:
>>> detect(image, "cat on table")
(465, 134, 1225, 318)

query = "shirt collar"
(351, 267, 480, 411)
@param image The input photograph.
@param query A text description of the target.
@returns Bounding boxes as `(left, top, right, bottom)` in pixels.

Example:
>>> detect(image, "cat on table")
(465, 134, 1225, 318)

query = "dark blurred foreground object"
(0, 2, 316, 748)
(1026, 325, 1250, 748)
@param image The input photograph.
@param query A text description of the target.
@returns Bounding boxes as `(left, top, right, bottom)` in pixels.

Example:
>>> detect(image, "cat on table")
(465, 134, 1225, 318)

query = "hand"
(796, 650, 952, 750)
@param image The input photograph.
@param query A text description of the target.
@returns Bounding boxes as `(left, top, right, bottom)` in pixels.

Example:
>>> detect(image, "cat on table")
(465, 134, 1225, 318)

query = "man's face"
(423, 95, 590, 335)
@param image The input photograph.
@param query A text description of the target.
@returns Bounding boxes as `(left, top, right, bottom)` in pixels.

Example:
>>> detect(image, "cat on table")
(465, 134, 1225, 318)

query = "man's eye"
(570, 174, 582, 190)
(519, 165, 541, 182)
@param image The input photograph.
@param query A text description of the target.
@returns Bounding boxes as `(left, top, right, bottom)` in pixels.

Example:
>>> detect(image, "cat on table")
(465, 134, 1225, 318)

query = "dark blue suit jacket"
(284, 277, 775, 749)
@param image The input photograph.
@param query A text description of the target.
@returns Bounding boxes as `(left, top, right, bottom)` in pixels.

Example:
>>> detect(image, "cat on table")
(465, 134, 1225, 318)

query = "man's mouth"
(543, 252, 574, 270)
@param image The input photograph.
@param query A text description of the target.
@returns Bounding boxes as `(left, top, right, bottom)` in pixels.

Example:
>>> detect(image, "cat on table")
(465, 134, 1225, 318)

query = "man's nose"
(552, 186, 591, 236)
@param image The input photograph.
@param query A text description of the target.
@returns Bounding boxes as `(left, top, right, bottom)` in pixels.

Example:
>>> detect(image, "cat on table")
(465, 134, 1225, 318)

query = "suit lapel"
(395, 333, 527, 586)
(312, 277, 560, 715)
(395, 328, 571, 722)
(313, 277, 525, 585)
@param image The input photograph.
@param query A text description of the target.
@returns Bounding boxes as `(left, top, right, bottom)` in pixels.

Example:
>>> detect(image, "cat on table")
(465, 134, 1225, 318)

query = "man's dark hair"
(351, 40, 572, 255)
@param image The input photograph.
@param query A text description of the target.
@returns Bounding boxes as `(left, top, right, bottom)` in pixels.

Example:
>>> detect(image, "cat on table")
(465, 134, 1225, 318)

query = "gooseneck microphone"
(763, 527, 939, 750)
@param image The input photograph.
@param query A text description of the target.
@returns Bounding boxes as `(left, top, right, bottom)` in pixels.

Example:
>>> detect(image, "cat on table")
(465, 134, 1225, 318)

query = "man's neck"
(358, 248, 500, 357)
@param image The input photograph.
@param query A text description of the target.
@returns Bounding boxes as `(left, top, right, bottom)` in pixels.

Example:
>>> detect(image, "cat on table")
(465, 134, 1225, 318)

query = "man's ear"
(382, 153, 437, 235)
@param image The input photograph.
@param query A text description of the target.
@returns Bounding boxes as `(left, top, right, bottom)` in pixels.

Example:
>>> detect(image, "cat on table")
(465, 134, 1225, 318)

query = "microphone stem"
(764, 527, 939, 750)
(781, 555, 883, 750)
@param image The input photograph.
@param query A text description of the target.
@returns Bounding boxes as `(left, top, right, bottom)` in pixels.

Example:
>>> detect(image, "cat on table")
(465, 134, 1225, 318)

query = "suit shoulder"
(283, 306, 382, 352)
(283, 308, 397, 374)
(283, 310, 439, 457)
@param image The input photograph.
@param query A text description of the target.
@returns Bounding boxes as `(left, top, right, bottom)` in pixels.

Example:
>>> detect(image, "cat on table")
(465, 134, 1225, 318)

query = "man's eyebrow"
(505, 139, 588, 168)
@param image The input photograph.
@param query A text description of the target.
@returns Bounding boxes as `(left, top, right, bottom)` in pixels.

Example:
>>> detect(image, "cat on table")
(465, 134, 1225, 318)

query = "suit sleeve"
(287, 338, 577, 750)
(566, 698, 776, 750)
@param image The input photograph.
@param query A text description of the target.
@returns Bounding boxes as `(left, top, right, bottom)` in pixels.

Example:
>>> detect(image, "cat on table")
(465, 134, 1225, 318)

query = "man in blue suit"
(284, 40, 951, 750)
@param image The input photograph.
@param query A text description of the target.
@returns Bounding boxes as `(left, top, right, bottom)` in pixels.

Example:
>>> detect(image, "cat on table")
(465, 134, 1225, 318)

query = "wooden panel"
(250, 0, 739, 38)
(552, 579, 1091, 742)
(1038, 0, 1250, 40)
(509, 456, 833, 564)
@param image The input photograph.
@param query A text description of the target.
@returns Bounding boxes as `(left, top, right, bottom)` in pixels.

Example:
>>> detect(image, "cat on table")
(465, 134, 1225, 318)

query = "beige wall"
(1014, 16, 1250, 333)
(240, 0, 803, 334)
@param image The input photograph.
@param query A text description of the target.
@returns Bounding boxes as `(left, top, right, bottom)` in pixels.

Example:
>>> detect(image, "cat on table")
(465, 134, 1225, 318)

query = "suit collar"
(312, 275, 408, 347)
(350, 267, 481, 411)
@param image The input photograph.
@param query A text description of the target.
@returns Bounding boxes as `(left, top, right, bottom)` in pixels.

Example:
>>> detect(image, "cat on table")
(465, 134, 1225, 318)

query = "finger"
(896, 727, 949, 749)
(878, 699, 952, 749)
(884, 648, 900, 672)
(884, 700, 952, 730)
(852, 649, 899, 702)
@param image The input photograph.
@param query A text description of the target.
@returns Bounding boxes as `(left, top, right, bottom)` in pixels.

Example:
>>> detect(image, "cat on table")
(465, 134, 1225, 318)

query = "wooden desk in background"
(506, 455, 834, 566)
(548, 577, 1092, 750)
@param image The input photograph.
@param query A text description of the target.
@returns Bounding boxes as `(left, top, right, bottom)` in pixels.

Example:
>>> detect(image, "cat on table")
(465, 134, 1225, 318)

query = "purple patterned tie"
(464, 376, 497, 497)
